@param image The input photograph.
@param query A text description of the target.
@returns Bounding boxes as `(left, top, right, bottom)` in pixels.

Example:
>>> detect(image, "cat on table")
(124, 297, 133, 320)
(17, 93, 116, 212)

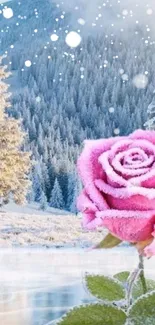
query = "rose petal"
(110, 139, 155, 185)
(130, 129, 155, 145)
(109, 139, 133, 159)
(82, 212, 103, 230)
(99, 151, 128, 187)
(123, 148, 148, 166)
(95, 178, 155, 199)
(129, 162, 155, 187)
(106, 194, 155, 211)
(112, 151, 150, 177)
(77, 138, 119, 210)
(82, 213, 97, 230)
(129, 139, 155, 155)
(96, 210, 155, 242)
(77, 189, 98, 213)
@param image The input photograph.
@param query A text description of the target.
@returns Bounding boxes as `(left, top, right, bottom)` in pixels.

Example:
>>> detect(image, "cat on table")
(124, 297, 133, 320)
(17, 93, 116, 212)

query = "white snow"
(77, 18, 85, 25)
(0, 0, 12, 3)
(65, 31, 82, 48)
(0, 203, 106, 249)
(133, 74, 148, 89)
(109, 107, 115, 113)
(2, 7, 13, 19)
(25, 60, 32, 67)
(50, 34, 59, 42)
(147, 8, 153, 15)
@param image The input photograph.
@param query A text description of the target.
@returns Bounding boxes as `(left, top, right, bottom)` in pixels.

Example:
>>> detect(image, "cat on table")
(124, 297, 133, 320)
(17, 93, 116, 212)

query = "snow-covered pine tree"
(144, 91, 155, 130)
(0, 58, 31, 205)
(70, 172, 83, 214)
(49, 178, 64, 209)
(40, 190, 48, 211)
(31, 164, 43, 202)
(66, 172, 76, 210)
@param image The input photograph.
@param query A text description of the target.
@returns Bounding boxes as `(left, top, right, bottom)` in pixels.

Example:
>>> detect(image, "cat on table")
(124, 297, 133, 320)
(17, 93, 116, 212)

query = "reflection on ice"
(0, 248, 155, 325)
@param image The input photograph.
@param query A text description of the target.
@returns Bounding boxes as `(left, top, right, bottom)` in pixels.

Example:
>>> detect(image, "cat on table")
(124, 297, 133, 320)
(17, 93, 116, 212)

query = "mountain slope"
(0, 0, 154, 209)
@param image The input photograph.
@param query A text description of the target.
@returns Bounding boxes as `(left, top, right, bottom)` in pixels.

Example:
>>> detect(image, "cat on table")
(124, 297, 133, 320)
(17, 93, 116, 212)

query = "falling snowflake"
(36, 96, 41, 103)
(114, 128, 120, 135)
(65, 31, 82, 48)
(109, 107, 115, 113)
(133, 74, 148, 89)
(50, 34, 59, 42)
(147, 8, 153, 15)
(78, 18, 85, 25)
(122, 9, 128, 16)
(3, 7, 13, 19)
(25, 60, 32, 67)
(122, 74, 128, 81)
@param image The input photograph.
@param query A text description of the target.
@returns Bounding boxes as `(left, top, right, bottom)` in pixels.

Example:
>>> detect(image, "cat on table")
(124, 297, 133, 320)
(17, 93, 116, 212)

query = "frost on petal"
(77, 138, 118, 210)
(77, 190, 106, 231)
(96, 210, 155, 242)
(95, 178, 155, 200)
(130, 129, 155, 146)
(77, 189, 98, 213)
(82, 212, 103, 230)
(99, 151, 128, 188)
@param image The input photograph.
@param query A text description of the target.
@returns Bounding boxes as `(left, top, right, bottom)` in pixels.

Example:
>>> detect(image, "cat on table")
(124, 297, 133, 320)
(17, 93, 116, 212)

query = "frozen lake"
(0, 247, 155, 325)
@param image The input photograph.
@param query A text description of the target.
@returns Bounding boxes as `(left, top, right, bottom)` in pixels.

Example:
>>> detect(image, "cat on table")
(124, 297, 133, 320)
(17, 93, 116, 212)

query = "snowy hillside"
(0, 203, 106, 248)
(0, 0, 154, 212)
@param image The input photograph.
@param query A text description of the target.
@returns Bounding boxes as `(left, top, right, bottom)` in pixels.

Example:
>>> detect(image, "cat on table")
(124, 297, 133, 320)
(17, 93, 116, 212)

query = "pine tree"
(31, 164, 42, 202)
(0, 58, 31, 205)
(49, 178, 64, 209)
(144, 91, 155, 130)
(40, 190, 48, 211)
(67, 173, 75, 210)
(70, 172, 83, 214)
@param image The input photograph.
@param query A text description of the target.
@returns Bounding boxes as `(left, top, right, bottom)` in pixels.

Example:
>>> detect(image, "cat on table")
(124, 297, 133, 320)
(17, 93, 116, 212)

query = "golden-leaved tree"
(0, 58, 31, 205)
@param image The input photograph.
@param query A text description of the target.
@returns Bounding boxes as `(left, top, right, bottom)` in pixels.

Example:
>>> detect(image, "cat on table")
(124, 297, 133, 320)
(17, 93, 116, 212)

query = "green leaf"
(133, 279, 155, 299)
(58, 304, 127, 325)
(114, 272, 130, 285)
(128, 291, 155, 325)
(95, 233, 122, 249)
(86, 275, 125, 301)
(114, 272, 155, 299)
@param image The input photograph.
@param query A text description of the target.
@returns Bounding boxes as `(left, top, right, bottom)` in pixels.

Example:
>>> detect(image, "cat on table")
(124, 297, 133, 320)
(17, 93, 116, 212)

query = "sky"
(56, 0, 155, 35)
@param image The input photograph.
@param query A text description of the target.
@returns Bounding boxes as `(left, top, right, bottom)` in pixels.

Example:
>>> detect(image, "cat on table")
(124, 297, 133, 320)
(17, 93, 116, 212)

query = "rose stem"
(126, 254, 146, 309)
(139, 255, 147, 294)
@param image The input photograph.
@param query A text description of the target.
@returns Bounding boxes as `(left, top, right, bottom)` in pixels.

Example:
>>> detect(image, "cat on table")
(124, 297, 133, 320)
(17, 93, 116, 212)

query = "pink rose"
(77, 130, 155, 256)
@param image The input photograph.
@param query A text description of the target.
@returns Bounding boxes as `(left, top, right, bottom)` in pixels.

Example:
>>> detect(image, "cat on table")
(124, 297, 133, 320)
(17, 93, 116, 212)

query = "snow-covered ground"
(0, 203, 106, 248)
(0, 0, 12, 4)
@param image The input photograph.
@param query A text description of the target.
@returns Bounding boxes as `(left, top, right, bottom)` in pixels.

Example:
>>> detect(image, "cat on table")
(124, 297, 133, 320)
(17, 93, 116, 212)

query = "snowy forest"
(0, 0, 155, 211)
